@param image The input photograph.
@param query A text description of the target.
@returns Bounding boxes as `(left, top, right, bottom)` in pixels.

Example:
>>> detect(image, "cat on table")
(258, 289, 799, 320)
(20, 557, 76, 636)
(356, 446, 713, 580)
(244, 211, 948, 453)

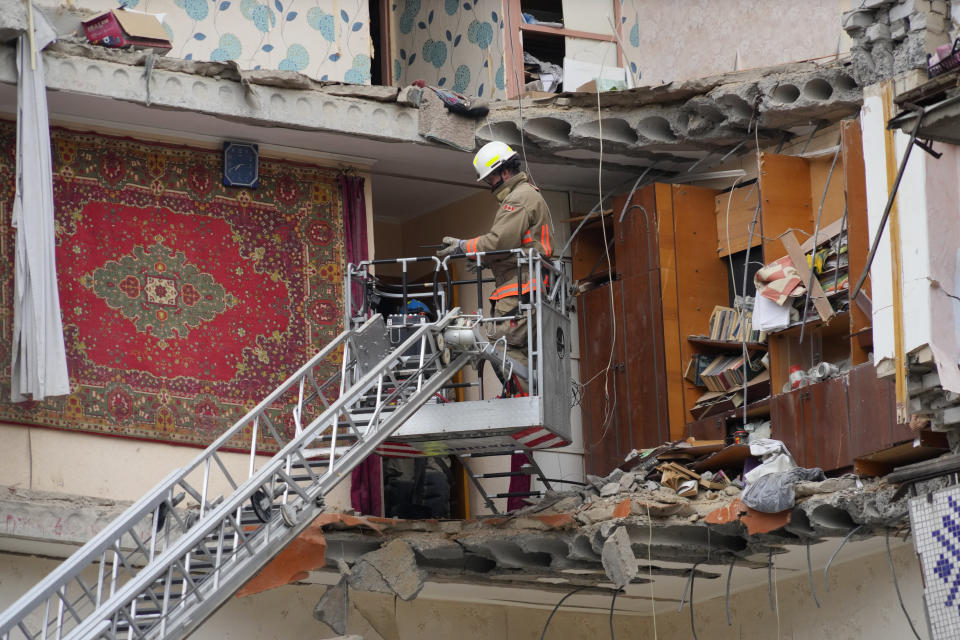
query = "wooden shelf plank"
(687, 336, 767, 353)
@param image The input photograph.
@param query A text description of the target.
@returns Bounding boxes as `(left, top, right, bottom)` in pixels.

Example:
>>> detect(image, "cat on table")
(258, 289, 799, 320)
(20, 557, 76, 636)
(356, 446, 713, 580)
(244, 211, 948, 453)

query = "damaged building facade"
(0, 0, 959, 639)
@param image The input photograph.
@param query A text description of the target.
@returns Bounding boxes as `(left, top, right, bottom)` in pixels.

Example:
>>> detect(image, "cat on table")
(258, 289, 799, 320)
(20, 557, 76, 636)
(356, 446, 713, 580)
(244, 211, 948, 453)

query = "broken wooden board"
(781, 230, 836, 323)
(692, 443, 752, 474)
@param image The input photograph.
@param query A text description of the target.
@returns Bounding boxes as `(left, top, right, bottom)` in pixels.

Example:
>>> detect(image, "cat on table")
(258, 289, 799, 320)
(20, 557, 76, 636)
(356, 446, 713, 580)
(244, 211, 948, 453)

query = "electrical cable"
(824, 524, 862, 592)
(738, 99, 764, 429)
(806, 539, 821, 608)
(539, 586, 587, 640)
(886, 530, 923, 640)
(608, 588, 620, 640)
(594, 50, 619, 441)
(767, 549, 775, 611)
(645, 502, 658, 640)
(725, 555, 736, 626)
(773, 558, 781, 640)
(723, 175, 745, 299)
(688, 563, 700, 640)
(558, 171, 652, 264)
(798, 140, 842, 344)
(505, 8, 535, 188)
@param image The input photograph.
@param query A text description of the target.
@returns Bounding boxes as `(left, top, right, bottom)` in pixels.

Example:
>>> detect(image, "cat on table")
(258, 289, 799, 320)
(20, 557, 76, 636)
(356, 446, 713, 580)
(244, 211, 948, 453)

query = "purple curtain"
(339, 173, 382, 516)
(507, 453, 532, 512)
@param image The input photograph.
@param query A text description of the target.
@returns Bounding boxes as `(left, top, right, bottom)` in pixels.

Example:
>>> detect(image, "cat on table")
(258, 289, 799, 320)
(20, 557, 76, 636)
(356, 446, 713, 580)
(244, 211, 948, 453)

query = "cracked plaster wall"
(0, 422, 352, 510)
(617, 0, 850, 86)
(0, 544, 926, 639)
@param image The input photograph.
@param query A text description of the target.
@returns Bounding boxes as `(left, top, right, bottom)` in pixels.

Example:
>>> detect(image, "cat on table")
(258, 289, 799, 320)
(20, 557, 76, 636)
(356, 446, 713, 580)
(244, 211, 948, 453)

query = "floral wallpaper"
(618, 0, 641, 81)
(62, 0, 372, 82)
(390, 0, 506, 99)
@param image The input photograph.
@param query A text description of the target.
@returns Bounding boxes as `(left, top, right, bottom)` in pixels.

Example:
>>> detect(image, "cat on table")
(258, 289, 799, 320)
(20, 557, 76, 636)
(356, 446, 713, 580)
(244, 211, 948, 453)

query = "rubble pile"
(309, 438, 928, 598)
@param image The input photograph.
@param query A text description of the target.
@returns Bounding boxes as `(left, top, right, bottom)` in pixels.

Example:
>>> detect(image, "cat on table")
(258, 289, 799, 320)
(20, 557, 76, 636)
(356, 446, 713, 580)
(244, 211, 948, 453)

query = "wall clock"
(223, 141, 259, 188)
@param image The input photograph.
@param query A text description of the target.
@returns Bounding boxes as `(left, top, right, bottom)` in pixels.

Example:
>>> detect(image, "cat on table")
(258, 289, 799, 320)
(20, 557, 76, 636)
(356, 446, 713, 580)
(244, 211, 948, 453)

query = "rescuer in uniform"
(437, 141, 553, 392)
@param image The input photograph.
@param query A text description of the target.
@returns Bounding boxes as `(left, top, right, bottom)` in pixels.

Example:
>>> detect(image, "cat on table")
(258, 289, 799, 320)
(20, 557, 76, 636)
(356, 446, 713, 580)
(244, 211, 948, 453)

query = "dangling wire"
(886, 530, 923, 640)
(608, 588, 621, 640)
(539, 586, 587, 640)
(725, 555, 736, 626)
(767, 549, 776, 611)
(688, 563, 700, 640)
(824, 524, 863, 592)
(806, 539, 821, 608)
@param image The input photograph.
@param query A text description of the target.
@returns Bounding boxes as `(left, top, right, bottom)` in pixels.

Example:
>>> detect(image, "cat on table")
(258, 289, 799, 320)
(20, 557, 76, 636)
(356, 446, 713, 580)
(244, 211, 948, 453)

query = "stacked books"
(698, 353, 763, 392)
(683, 354, 714, 387)
(708, 306, 765, 343)
(690, 370, 770, 420)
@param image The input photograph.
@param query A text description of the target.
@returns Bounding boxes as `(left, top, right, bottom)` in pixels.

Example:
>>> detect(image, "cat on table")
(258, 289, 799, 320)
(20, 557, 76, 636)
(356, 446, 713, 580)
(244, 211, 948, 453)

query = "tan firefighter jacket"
(461, 172, 553, 302)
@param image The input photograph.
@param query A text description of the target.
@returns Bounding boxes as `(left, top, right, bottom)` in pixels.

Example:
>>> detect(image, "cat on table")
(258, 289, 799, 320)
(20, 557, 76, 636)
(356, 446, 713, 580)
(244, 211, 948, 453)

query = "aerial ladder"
(0, 250, 573, 640)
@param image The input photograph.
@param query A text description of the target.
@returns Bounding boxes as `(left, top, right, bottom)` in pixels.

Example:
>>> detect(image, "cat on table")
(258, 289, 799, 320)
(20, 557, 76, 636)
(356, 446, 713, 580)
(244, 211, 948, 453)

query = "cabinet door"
(577, 281, 629, 475)
(808, 377, 850, 471)
(685, 415, 726, 441)
(847, 363, 912, 457)
(772, 389, 807, 467)
(613, 185, 670, 448)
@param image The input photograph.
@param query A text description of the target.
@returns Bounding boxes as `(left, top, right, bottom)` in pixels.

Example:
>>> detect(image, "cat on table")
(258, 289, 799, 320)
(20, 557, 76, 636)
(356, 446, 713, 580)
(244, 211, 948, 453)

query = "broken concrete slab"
(314, 578, 350, 635)
(349, 539, 425, 601)
(601, 526, 638, 587)
(0, 485, 138, 550)
(322, 83, 400, 102)
(600, 483, 620, 498)
(0, 0, 27, 43)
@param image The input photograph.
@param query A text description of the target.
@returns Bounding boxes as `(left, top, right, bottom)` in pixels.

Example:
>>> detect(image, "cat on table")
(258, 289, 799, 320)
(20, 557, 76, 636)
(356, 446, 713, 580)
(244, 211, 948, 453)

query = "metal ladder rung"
(474, 468, 536, 479)
(490, 491, 541, 499)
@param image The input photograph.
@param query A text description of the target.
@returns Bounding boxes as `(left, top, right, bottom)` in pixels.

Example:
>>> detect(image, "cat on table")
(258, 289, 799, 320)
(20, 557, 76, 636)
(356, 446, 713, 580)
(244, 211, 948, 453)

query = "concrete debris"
(844, 0, 952, 85)
(0, 0, 27, 43)
(348, 539, 426, 601)
(600, 483, 621, 498)
(5, 38, 865, 176)
(313, 578, 350, 635)
(601, 526, 638, 587)
(0, 486, 138, 547)
(479, 61, 861, 173)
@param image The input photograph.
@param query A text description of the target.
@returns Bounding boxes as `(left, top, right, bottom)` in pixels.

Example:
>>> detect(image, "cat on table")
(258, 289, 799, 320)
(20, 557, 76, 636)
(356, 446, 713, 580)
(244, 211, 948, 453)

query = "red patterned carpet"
(0, 122, 345, 448)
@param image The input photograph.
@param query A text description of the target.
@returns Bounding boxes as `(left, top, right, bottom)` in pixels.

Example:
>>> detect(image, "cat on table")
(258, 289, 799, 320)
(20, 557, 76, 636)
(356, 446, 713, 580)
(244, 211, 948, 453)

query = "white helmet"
(472, 141, 518, 181)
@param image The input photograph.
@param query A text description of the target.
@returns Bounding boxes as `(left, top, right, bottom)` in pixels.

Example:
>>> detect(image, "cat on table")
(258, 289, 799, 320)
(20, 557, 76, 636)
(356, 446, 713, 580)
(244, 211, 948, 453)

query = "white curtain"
(11, 11, 69, 402)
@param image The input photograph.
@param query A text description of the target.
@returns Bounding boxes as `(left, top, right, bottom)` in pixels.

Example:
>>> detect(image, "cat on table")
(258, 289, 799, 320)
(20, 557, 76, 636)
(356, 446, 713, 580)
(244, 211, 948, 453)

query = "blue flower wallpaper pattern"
(86, 0, 371, 82)
(390, 0, 506, 99)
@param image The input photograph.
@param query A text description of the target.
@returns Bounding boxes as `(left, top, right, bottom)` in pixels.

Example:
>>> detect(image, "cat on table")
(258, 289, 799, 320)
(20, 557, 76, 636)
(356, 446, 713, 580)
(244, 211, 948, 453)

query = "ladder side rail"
(146, 352, 473, 640)
(0, 320, 373, 639)
(524, 250, 537, 395)
(58, 312, 463, 640)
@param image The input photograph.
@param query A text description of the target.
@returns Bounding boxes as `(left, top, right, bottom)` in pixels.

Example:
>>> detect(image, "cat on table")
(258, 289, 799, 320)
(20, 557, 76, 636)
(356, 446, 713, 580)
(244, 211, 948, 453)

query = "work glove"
(436, 236, 464, 258)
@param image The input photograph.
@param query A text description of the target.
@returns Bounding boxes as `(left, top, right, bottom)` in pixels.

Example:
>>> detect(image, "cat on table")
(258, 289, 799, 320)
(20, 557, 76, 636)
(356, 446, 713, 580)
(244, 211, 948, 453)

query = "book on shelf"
(699, 352, 766, 393)
(690, 369, 771, 420)
(683, 353, 714, 387)
(690, 390, 744, 420)
(707, 305, 766, 343)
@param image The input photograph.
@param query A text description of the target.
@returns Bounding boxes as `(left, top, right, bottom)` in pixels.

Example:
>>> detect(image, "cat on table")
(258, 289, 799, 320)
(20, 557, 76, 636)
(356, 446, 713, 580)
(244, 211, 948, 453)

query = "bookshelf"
(686, 336, 767, 353)
(575, 120, 873, 472)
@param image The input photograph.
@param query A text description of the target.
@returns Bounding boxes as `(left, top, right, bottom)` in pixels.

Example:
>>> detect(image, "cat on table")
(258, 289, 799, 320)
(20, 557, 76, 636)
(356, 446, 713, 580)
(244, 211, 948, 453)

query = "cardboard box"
(82, 10, 172, 53)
